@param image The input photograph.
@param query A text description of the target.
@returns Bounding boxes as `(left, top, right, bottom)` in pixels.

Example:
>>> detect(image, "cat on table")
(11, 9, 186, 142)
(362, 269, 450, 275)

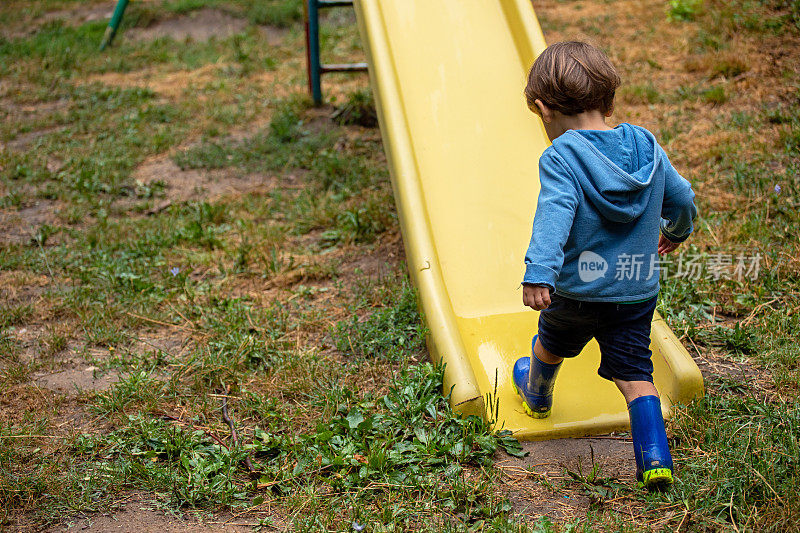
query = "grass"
(331, 88, 379, 128)
(701, 85, 728, 105)
(0, 8, 500, 521)
(668, 391, 800, 529)
(667, 0, 704, 21)
(333, 279, 425, 361)
(619, 82, 662, 105)
(1, 0, 799, 530)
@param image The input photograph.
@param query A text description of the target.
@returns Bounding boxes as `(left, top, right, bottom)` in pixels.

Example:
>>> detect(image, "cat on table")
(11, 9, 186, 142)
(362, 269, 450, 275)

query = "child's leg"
(614, 380, 673, 488)
(533, 336, 563, 365)
(513, 335, 563, 418)
(594, 297, 673, 489)
(514, 295, 593, 418)
(612, 378, 658, 404)
(514, 336, 565, 418)
(626, 394, 673, 488)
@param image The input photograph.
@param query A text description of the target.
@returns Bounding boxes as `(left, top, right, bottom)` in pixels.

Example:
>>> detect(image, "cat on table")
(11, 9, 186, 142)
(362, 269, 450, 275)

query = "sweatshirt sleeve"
(523, 152, 580, 290)
(659, 150, 698, 243)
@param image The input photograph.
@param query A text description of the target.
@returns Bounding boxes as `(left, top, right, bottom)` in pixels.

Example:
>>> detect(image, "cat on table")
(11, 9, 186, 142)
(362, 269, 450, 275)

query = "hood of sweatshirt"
(549, 123, 659, 223)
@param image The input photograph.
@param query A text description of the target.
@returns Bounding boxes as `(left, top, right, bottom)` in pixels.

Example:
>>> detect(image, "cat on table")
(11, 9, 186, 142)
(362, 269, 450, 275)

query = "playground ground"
(1, 0, 799, 531)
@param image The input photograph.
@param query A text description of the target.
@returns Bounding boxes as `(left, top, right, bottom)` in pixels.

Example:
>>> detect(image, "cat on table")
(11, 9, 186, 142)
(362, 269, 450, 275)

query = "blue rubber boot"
(512, 335, 561, 418)
(628, 395, 674, 490)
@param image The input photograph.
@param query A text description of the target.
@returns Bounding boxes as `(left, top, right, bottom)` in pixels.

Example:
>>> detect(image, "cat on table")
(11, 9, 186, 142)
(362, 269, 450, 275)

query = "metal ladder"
(304, 0, 368, 105)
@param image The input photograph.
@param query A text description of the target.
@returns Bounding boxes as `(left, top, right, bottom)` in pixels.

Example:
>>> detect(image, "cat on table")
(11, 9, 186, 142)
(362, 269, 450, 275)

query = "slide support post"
(100, 0, 130, 51)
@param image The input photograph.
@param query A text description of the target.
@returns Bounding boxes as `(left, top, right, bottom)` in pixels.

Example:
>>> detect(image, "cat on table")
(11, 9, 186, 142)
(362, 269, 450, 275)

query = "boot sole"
(512, 383, 551, 419)
(642, 468, 673, 490)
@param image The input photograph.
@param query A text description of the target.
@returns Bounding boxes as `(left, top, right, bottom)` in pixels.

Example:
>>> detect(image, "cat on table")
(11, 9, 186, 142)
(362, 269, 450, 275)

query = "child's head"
(524, 41, 620, 117)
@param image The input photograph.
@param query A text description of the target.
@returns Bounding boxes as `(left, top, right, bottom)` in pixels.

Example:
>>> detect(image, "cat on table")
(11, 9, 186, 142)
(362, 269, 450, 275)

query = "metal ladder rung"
(317, 0, 354, 7)
(321, 63, 368, 73)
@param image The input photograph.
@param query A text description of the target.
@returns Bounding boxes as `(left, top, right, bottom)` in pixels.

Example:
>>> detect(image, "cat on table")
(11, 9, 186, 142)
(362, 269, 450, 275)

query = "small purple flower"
(352, 522, 365, 532)
(169, 267, 180, 277)
(774, 184, 782, 194)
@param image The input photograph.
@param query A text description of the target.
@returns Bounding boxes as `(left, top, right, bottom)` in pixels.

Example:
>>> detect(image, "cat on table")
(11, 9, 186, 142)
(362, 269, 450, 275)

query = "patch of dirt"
(33, 366, 120, 394)
(510, 437, 633, 477)
(86, 63, 224, 100)
(10, 324, 73, 366)
(127, 8, 248, 43)
(0, 98, 70, 151)
(258, 24, 289, 47)
(0, 1, 116, 40)
(22, 338, 116, 392)
(226, 231, 405, 312)
(0, 97, 70, 117)
(0, 270, 51, 307)
(4, 126, 63, 152)
(38, 1, 117, 27)
(341, 234, 405, 278)
(0, 383, 61, 425)
(127, 328, 193, 360)
(129, 156, 276, 205)
(45, 493, 259, 533)
(691, 345, 770, 391)
(0, 200, 61, 245)
(498, 437, 643, 520)
(28, 327, 191, 394)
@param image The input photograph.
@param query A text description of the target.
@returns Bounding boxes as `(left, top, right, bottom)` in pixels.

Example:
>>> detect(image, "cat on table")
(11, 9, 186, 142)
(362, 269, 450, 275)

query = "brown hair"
(524, 41, 620, 116)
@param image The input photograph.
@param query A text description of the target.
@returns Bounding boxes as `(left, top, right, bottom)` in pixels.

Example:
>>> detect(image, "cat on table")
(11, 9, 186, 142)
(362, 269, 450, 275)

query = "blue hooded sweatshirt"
(523, 123, 697, 302)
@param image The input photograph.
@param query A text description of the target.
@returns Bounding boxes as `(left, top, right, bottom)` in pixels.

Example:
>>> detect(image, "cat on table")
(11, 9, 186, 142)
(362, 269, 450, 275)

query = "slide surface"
(353, 0, 704, 439)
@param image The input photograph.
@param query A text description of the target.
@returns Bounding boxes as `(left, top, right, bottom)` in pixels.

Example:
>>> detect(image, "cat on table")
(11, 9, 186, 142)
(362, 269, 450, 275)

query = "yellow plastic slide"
(352, 0, 704, 439)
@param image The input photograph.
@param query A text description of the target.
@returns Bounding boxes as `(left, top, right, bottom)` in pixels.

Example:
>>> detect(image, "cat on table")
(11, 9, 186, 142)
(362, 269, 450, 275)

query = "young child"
(512, 41, 697, 490)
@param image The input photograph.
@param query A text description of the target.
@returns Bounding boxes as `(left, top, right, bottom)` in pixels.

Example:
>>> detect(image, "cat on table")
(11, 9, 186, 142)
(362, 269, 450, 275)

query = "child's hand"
(658, 234, 680, 255)
(523, 284, 551, 310)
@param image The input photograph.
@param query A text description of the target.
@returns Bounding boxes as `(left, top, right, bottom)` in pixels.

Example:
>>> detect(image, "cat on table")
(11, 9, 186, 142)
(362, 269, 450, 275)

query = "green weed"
(711, 56, 749, 78)
(74, 415, 250, 509)
(668, 0, 704, 22)
(565, 450, 628, 503)
(41, 327, 69, 357)
(332, 88, 378, 128)
(701, 85, 728, 105)
(334, 280, 425, 361)
(620, 83, 662, 105)
(246, 0, 303, 28)
(0, 304, 33, 329)
(322, 196, 395, 245)
(693, 28, 727, 51)
(91, 371, 166, 417)
(251, 362, 522, 497)
(121, 3, 161, 28)
(164, 0, 208, 15)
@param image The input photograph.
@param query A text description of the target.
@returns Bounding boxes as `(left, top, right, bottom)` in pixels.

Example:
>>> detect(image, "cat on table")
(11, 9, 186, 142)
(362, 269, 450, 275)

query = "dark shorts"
(537, 293, 658, 383)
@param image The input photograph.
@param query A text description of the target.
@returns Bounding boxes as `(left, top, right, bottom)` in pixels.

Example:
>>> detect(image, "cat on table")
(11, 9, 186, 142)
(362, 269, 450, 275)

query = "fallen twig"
(161, 413, 229, 450)
(35, 235, 55, 279)
(740, 297, 780, 327)
(146, 200, 172, 215)
(125, 311, 206, 335)
(167, 300, 200, 331)
(256, 464, 334, 490)
(220, 384, 257, 476)
(0, 434, 63, 439)
(574, 435, 631, 441)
